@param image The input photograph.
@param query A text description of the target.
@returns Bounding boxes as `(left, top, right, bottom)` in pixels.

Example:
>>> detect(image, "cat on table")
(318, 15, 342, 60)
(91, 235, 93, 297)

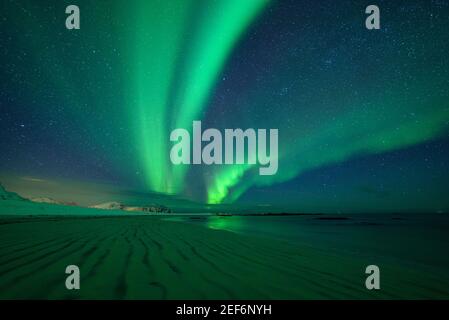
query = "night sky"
(1, 0, 448, 213)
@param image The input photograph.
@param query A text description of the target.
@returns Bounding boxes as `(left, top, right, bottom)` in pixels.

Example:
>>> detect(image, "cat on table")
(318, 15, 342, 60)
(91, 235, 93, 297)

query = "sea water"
(165, 213, 449, 274)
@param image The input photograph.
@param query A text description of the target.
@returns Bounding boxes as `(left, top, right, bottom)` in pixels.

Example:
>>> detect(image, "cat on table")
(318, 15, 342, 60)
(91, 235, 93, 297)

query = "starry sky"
(1, 0, 448, 213)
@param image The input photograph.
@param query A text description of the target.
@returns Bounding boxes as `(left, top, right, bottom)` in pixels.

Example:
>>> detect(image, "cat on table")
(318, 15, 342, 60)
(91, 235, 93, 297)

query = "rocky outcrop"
(89, 202, 125, 210)
(90, 201, 171, 213)
(123, 205, 171, 213)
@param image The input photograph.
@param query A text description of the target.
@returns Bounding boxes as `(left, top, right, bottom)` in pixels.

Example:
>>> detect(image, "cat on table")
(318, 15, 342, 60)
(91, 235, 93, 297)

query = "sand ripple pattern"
(0, 216, 448, 299)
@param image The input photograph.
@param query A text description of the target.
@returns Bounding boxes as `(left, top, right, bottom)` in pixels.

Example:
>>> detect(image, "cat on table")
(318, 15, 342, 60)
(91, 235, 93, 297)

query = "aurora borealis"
(1, 0, 449, 212)
(127, 0, 269, 194)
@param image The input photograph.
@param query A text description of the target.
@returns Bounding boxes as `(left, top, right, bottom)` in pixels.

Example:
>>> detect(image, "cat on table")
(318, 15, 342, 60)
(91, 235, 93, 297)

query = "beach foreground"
(1, 215, 448, 299)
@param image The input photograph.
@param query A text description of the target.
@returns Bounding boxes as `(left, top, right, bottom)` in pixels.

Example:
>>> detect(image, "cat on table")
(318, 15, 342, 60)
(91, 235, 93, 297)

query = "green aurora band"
(127, 0, 448, 204)
(204, 20, 449, 204)
(129, 0, 270, 194)
(3, 1, 448, 208)
(207, 101, 449, 204)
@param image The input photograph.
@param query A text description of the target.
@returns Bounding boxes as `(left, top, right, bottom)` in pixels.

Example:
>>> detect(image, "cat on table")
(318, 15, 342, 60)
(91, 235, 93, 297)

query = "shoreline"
(1, 214, 449, 299)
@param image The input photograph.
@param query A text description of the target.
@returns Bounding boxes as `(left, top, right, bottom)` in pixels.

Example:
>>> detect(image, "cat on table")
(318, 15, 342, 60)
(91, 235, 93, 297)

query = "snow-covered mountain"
(89, 201, 171, 213)
(0, 183, 26, 201)
(30, 197, 78, 206)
